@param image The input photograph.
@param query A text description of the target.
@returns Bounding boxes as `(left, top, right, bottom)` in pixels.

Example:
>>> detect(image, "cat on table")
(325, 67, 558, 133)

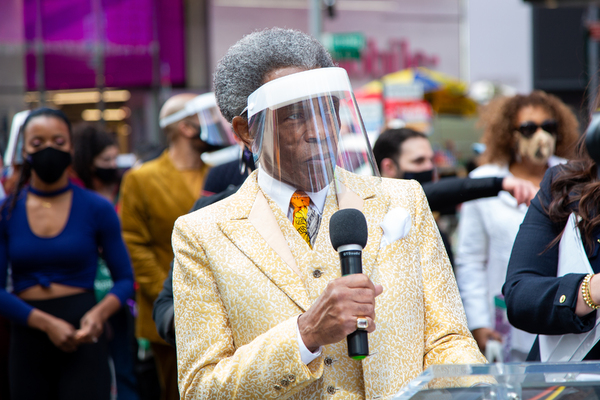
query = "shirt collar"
(257, 165, 329, 215)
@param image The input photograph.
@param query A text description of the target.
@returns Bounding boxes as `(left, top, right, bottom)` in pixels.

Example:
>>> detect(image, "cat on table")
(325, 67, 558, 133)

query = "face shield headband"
(159, 92, 236, 148)
(246, 67, 380, 195)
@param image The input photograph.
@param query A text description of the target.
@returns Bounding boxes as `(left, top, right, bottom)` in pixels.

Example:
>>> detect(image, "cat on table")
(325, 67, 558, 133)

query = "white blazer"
(455, 157, 564, 356)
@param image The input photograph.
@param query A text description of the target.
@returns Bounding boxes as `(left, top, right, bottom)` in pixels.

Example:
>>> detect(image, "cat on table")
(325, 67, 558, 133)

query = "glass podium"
(392, 362, 600, 400)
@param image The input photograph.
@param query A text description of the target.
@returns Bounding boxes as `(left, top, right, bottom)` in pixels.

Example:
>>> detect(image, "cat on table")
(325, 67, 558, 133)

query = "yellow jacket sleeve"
(410, 182, 487, 368)
(120, 171, 167, 301)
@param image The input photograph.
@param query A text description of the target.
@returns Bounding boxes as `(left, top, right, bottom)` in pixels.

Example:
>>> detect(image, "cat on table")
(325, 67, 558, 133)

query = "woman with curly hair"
(504, 123, 600, 362)
(454, 91, 580, 361)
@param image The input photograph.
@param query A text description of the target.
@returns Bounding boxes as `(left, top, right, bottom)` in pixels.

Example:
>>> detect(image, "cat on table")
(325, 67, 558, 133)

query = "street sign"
(322, 32, 366, 60)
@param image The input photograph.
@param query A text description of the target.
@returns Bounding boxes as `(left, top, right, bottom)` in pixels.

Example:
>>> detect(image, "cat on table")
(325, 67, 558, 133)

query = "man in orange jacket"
(119, 93, 234, 400)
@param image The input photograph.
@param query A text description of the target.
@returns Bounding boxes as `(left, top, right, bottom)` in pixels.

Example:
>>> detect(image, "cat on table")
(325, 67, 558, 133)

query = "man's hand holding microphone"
(298, 209, 383, 359)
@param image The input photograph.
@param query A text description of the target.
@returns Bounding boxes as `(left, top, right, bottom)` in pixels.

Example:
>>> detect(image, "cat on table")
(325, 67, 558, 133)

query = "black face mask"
(94, 167, 119, 184)
(27, 147, 72, 184)
(403, 169, 434, 184)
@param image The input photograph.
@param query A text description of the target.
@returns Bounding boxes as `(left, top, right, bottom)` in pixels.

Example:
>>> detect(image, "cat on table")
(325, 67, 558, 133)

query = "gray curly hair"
(214, 27, 335, 123)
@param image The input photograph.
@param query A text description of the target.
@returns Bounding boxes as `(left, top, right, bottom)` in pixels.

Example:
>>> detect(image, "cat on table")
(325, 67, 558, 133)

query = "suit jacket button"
(280, 378, 290, 387)
(313, 269, 322, 278)
(274, 384, 282, 391)
(324, 356, 333, 366)
(287, 374, 296, 382)
(559, 295, 566, 303)
(327, 385, 336, 394)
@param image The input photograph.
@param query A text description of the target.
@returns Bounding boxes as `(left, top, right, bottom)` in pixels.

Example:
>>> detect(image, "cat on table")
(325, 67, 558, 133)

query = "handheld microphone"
(329, 209, 369, 360)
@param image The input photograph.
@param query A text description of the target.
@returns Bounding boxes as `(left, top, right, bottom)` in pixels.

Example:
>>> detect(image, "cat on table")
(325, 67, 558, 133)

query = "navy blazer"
(503, 164, 600, 360)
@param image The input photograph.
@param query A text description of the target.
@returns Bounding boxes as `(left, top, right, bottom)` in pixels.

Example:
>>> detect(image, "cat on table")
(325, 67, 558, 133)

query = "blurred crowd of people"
(1, 27, 600, 400)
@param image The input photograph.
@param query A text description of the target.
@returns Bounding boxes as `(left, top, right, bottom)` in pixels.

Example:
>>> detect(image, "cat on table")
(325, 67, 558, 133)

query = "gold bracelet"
(582, 274, 600, 310)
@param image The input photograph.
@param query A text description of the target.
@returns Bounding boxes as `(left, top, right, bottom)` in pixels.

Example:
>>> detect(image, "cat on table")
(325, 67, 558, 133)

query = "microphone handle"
(339, 248, 369, 360)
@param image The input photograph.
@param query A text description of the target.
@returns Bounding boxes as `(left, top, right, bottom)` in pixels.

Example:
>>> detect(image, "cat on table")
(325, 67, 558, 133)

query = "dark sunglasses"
(516, 119, 558, 138)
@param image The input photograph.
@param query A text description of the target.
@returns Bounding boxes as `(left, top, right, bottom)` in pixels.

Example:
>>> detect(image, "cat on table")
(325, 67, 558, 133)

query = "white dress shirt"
(257, 166, 328, 364)
(257, 165, 328, 218)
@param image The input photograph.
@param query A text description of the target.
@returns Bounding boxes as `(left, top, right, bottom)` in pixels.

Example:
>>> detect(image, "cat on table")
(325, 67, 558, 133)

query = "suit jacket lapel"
(360, 185, 387, 277)
(248, 191, 301, 277)
(218, 174, 311, 311)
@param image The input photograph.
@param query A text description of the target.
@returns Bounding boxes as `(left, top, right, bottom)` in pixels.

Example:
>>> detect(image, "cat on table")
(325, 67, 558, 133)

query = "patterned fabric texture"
(306, 206, 321, 249)
(290, 191, 321, 249)
(291, 190, 312, 248)
(172, 169, 486, 400)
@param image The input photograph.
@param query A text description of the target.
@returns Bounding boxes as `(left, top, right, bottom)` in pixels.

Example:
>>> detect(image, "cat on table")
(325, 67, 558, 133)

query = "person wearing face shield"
(454, 91, 580, 361)
(152, 144, 255, 347)
(373, 128, 539, 266)
(119, 92, 235, 400)
(170, 28, 486, 400)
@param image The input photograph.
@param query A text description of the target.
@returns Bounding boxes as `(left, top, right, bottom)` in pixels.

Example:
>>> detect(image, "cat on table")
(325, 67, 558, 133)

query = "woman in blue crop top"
(1, 108, 134, 400)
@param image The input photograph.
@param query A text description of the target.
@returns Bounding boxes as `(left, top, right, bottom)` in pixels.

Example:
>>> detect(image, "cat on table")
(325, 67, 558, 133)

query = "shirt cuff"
(296, 317, 322, 364)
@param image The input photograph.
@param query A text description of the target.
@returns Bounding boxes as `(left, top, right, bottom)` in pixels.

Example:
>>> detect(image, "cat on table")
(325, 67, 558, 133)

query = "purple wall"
(0, 0, 24, 42)
(24, 0, 185, 91)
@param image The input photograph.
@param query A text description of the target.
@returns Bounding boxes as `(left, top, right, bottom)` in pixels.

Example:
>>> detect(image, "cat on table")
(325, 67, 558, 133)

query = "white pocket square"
(380, 207, 412, 248)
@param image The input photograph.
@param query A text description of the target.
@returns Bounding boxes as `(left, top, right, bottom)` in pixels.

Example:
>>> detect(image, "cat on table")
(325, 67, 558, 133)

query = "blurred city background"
(0, 0, 598, 173)
(0, 1, 599, 399)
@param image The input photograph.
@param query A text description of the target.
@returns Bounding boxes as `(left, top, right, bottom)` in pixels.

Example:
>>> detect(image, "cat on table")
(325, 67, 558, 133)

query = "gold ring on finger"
(356, 317, 368, 330)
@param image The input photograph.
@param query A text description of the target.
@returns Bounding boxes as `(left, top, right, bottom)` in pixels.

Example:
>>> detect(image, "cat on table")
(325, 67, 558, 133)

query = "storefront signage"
(336, 38, 439, 80)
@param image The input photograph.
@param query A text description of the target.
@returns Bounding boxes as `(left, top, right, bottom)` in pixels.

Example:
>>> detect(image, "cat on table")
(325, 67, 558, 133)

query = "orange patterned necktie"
(290, 190, 312, 248)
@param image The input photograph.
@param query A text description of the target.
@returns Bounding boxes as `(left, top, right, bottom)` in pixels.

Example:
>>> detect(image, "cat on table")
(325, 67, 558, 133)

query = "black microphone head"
(586, 114, 600, 166)
(329, 209, 368, 250)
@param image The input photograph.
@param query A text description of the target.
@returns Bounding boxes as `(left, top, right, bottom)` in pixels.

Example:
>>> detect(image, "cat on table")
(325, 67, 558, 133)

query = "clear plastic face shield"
(246, 67, 380, 197)
(4, 110, 30, 170)
(159, 92, 236, 149)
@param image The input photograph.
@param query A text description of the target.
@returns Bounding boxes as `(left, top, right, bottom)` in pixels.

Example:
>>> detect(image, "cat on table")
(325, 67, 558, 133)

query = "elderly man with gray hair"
(171, 28, 485, 400)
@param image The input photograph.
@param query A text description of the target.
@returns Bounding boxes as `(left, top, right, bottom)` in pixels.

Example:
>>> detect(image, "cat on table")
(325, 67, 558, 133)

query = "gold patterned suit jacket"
(172, 170, 486, 400)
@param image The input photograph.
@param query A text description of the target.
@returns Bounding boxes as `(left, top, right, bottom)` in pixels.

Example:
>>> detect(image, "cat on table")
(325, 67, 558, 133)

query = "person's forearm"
(178, 316, 322, 399)
(90, 293, 121, 323)
(504, 204, 595, 334)
(577, 274, 600, 317)
(423, 177, 502, 211)
(28, 308, 55, 332)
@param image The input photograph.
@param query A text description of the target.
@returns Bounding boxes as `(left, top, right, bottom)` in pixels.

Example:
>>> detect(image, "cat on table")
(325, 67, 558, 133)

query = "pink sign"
(337, 38, 439, 80)
(24, 0, 185, 91)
